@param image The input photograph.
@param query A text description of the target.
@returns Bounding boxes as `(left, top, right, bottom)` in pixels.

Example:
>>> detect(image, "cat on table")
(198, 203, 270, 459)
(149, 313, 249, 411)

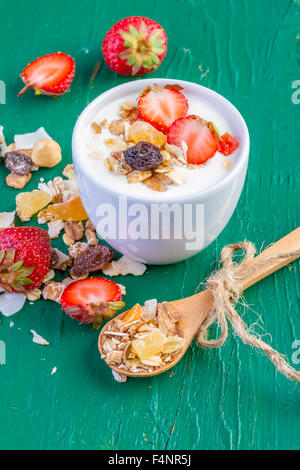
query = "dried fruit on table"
(121, 303, 142, 325)
(5, 151, 32, 175)
(131, 327, 166, 361)
(128, 121, 167, 147)
(41, 196, 88, 221)
(71, 245, 114, 277)
(16, 190, 52, 220)
(123, 142, 163, 171)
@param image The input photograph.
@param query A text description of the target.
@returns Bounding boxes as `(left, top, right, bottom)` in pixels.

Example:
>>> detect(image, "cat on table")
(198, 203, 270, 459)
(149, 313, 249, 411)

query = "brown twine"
(196, 241, 300, 382)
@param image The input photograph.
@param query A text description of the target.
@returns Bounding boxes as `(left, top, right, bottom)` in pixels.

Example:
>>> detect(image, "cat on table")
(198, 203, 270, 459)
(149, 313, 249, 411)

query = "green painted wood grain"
(0, 0, 299, 450)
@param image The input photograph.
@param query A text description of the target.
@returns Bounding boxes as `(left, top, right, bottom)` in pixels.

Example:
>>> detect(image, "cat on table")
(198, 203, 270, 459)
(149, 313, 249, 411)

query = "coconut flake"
(0, 211, 15, 228)
(0, 290, 26, 317)
(51, 367, 57, 375)
(30, 329, 49, 346)
(142, 299, 158, 321)
(102, 256, 147, 277)
(14, 127, 51, 150)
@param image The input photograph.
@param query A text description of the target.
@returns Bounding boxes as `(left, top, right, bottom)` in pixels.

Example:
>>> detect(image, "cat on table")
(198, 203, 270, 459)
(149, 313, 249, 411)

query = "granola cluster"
(101, 300, 185, 374)
(88, 99, 200, 192)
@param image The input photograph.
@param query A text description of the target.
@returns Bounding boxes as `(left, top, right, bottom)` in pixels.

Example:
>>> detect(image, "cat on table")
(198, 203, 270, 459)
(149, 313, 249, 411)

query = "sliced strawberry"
(18, 52, 75, 97)
(138, 86, 188, 133)
(167, 116, 218, 164)
(218, 132, 239, 156)
(60, 278, 124, 327)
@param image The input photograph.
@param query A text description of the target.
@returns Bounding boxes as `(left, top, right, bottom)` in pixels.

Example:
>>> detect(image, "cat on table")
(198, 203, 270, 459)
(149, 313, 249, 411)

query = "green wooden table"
(0, 0, 299, 451)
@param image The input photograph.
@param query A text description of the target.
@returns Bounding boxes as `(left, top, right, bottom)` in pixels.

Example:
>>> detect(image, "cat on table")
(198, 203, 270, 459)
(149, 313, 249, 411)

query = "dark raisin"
(50, 248, 60, 268)
(123, 142, 163, 171)
(5, 151, 32, 175)
(72, 245, 114, 276)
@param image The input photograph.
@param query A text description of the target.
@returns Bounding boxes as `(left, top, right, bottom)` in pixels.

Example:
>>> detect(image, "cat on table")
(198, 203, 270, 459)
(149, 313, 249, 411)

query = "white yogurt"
(83, 87, 240, 198)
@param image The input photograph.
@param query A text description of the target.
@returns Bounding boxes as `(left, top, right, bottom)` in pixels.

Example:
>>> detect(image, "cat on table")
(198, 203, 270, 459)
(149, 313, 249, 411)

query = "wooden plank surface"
(0, 0, 299, 450)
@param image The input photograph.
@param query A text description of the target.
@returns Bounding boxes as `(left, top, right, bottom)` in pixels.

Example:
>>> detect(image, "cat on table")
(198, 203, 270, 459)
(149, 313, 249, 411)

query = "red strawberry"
(0, 227, 51, 292)
(18, 52, 75, 97)
(60, 278, 125, 328)
(138, 86, 189, 133)
(167, 116, 218, 164)
(218, 132, 239, 156)
(102, 16, 167, 76)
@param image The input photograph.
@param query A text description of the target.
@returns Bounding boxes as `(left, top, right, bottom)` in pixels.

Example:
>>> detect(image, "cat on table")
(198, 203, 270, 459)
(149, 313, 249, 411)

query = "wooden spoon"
(98, 227, 300, 377)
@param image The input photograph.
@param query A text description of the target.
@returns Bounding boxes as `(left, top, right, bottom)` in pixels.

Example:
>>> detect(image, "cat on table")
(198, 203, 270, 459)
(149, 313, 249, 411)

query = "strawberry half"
(60, 278, 125, 328)
(0, 227, 51, 292)
(18, 52, 75, 97)
(102, 16, 167, 76)
(138, 86, 189, 133)
(167, 116, 218, 164)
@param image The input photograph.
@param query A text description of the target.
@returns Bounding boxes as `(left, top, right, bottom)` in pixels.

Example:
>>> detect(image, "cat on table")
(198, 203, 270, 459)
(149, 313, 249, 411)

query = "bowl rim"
(72, 78, 250, 202)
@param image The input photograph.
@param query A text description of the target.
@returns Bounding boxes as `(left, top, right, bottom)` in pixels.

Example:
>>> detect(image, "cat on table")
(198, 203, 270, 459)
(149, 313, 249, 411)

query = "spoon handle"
(242, 226, 300, 290)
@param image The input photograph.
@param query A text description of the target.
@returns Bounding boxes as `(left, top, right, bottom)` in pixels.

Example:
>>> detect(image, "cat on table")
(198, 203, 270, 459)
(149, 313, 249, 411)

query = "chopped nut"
(25, 289, 42, 301)
(68, 242, 89, 258)
(62, 164, 76, 180)
(63, 233, 75, 246)
(109, 119, 128, 136)
(51, 248, 72, 270)
(85, 219, 95, 231)
(104, 158, 112, 171)
(43, 269, 55, 284)
(101, 119, 108, 128)
(109, 153, 132, 175)
(85, 228, 98, 245)
(64, 221, 84, 242)
(91, 121, 102, 134)
(48, 219, 64, 239)
(121, 100, 134, 111)
(6, 172, 32, 189)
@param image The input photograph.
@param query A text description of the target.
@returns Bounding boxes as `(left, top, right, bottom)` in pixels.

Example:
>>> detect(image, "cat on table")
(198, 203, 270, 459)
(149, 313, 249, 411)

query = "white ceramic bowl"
(72, 78, 249, 264)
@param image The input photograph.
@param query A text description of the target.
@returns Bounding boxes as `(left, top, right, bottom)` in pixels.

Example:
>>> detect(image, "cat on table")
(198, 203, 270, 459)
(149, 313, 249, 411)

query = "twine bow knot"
(196, 241, 300, 382)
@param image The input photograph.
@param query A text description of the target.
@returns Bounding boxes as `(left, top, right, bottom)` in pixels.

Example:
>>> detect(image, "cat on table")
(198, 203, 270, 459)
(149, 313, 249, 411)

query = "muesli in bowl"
(84, 83, 240, 193)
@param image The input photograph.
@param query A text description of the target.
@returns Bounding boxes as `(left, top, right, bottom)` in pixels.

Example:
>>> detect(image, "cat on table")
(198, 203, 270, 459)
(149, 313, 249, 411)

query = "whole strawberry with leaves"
(0, 227, 51, 292)
(102, 16, 167, 76)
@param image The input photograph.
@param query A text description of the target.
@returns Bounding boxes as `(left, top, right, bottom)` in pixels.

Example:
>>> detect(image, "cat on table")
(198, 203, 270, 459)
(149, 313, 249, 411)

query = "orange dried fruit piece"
(121, 303, 142, 324)
(131, 328, 166, 361)
(44, 196, 88, 221)
(128, 121, 167, 147)
(16, 190, 52, 219)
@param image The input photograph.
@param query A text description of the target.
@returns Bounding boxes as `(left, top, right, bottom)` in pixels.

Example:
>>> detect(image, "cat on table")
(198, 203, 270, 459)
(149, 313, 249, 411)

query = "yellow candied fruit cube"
(16, 190, 52, 219)
(131, 327, 166, 361)
(128, 121, 167, 147)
